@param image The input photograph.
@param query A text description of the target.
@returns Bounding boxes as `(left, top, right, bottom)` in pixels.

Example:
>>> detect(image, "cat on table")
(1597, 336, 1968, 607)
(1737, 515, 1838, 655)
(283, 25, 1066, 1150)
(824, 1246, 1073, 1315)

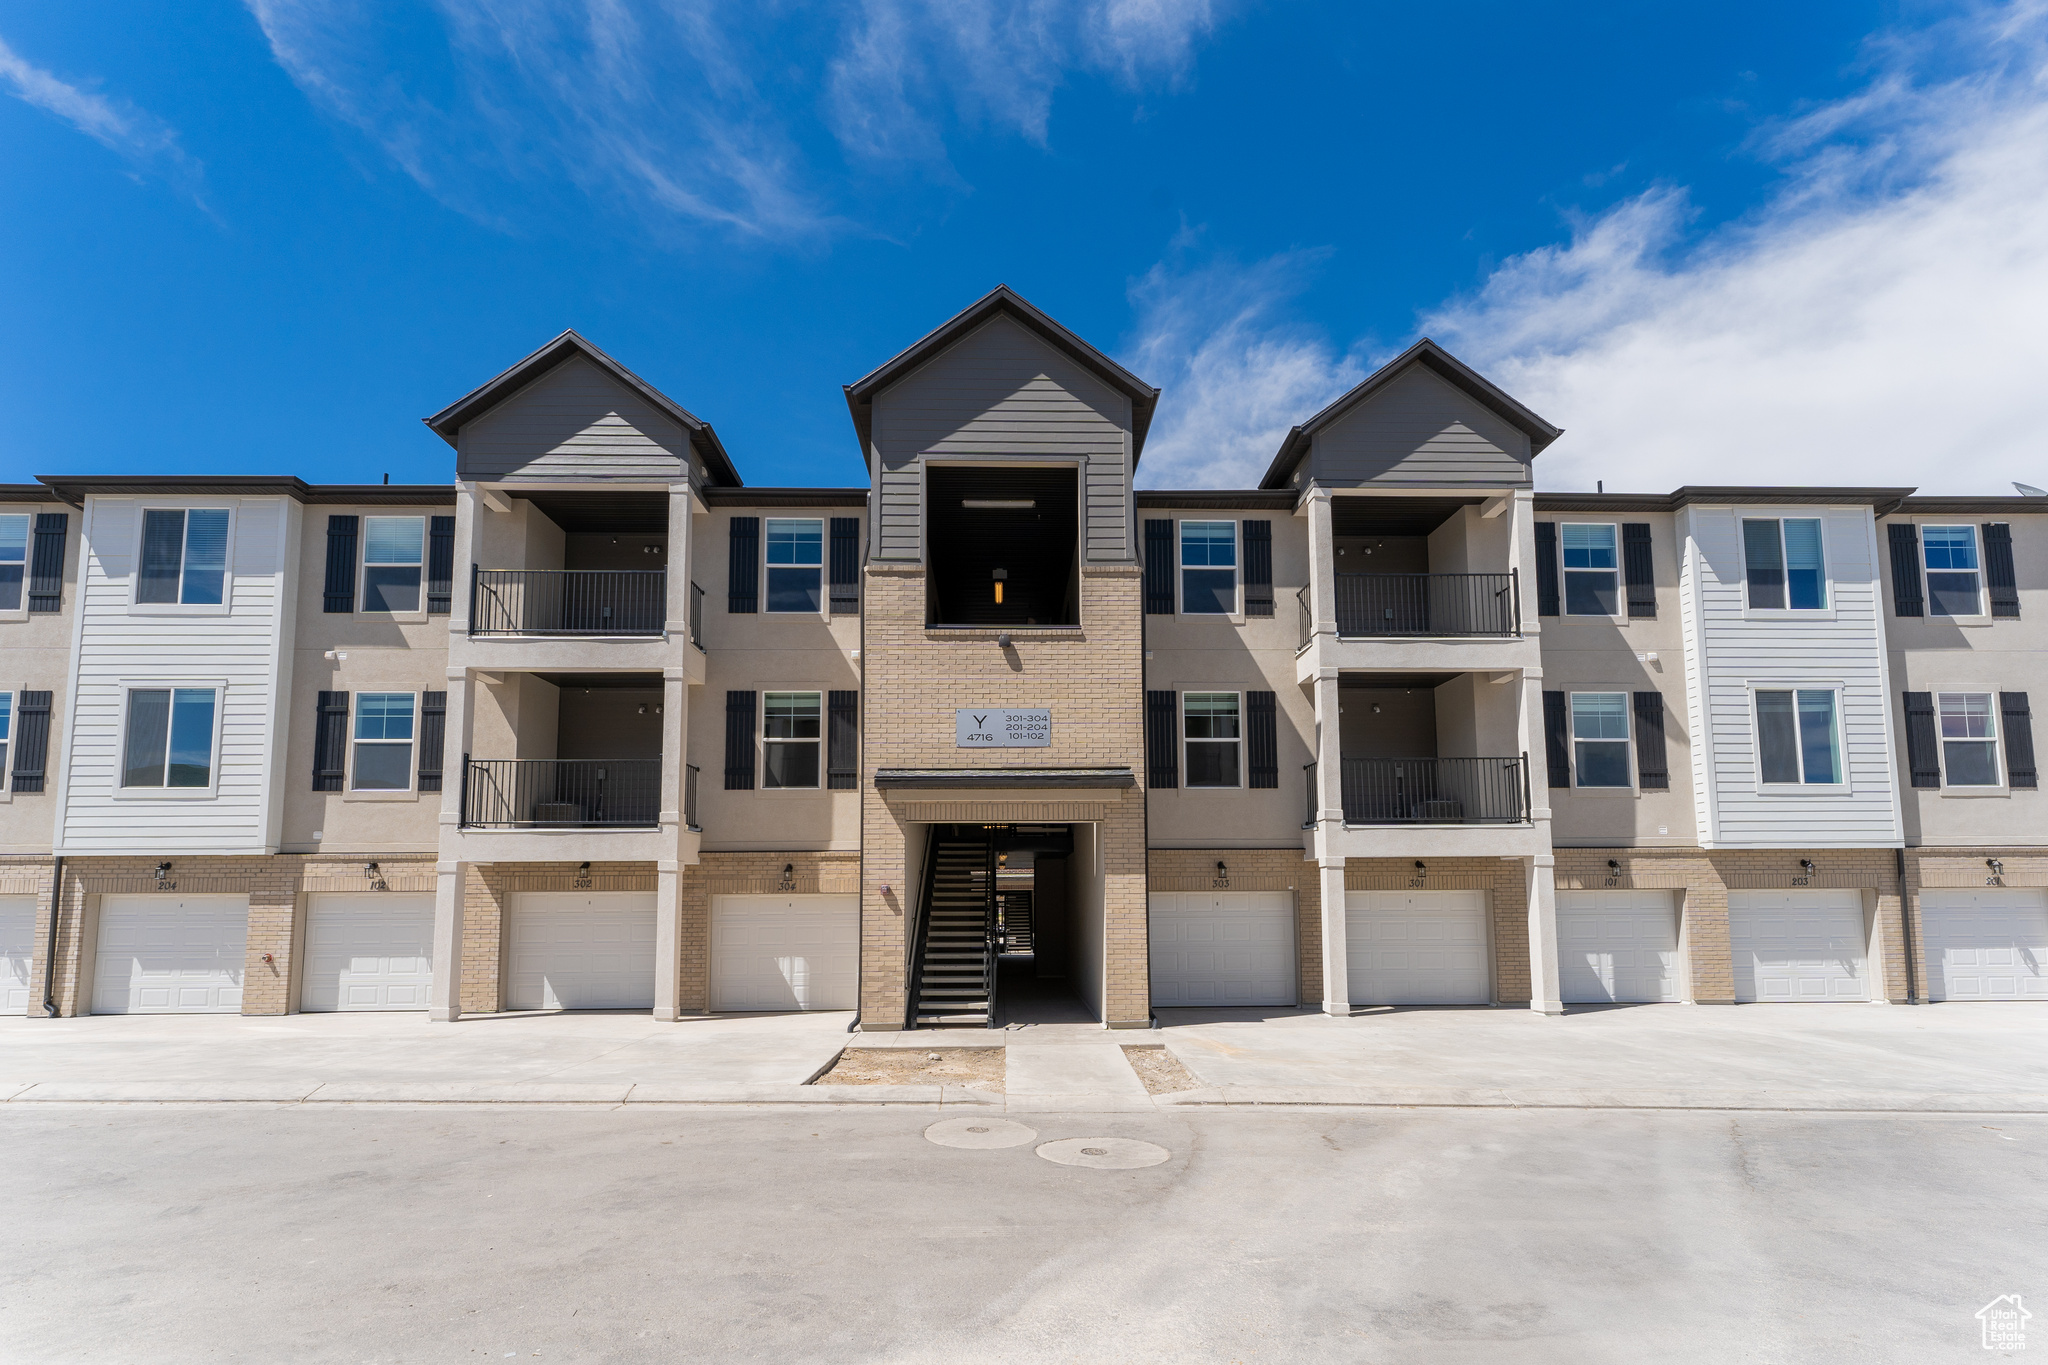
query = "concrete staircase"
(911, 834, 997, 1027)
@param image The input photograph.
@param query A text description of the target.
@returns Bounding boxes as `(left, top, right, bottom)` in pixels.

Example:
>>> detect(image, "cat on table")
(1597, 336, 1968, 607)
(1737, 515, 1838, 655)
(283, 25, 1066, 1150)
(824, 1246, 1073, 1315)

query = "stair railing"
(983, 835, 1000, 1029)
(904, 833, 943, 1030)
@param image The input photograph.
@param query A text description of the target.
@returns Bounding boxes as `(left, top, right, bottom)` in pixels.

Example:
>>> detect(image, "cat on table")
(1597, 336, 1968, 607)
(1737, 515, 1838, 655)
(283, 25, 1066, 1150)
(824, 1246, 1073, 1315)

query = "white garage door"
(1148, 892, 1297, 1007)
(92, 894, 248, 1014)
(1, 894, 36, 1014)
(302, 893, 435, 1012)
(507, 892, 656, 1011)
(1920, 888, 2048, 1002)
(1347, 890, 1490, 1006)
(1558, 889, 1681, 1004)
(711, 894, 858, 1012)
(1729, 889, 1868, 1002)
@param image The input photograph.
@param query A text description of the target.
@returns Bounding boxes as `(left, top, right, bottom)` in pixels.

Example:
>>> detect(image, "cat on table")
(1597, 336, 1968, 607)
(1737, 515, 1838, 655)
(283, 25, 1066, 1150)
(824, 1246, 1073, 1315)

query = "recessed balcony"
(460, 758, 661, 829)
(469, 569, 667, 637)
(1307, 756, 1529, 825)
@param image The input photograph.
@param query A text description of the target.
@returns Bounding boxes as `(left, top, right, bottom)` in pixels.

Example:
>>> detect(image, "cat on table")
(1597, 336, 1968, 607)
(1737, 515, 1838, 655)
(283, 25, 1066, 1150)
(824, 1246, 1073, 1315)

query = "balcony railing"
(460, 757, 662, 829)
(689, 581, 705, 649)
(1339, 756, 1529, 825)
(684, 763, 700, 832)
(1332, 572, 1519, 638)
(469, 569, 667, 636)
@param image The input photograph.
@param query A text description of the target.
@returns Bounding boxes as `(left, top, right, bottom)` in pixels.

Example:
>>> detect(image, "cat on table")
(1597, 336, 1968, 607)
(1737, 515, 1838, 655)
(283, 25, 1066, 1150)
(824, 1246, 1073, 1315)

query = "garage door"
(507, 892, 656, 1011)
(710, 894, 858, 1011)
(1920, 888, 2048, 1002)
(1347, 890, 1489, 1005)
(1, 894, 35, 1014)
(1558, 889, 1681, 1004)
(303, 893, 435, 1012)
(1729, 889, 1868, 1002)
(92, 894, 248, 1014)
(1148, 892, 1297, 1007)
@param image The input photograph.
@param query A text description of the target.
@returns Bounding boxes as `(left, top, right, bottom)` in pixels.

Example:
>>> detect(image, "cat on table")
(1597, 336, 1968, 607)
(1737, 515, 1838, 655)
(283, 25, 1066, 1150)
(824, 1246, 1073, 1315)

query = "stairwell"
(910, 831, 997, 1027)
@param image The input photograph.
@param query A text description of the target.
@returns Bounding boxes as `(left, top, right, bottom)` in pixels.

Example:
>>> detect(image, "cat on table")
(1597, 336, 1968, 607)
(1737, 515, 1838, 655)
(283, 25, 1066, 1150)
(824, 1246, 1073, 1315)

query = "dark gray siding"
(869, 315, 1133, 562)
(1310, 364, 1533, 488)
(457, 355, 688, 482)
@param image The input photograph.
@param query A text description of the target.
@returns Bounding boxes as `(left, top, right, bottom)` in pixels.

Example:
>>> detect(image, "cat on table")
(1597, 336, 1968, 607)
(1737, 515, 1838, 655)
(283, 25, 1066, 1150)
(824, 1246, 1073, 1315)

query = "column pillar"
(1526, 853, 1564, 1015)
(653, 859, 682, 1021)
(1302, 485, 1338, 642)
(1319, 857, 1350, 1016)
(429, 860, 467, 1022)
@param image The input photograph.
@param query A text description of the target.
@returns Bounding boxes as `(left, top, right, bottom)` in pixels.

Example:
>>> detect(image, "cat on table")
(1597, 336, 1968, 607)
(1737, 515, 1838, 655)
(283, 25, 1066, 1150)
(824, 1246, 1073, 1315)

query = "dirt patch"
(812, 1047, 1005, 1093)
(1122, 1045, 1201, 1096)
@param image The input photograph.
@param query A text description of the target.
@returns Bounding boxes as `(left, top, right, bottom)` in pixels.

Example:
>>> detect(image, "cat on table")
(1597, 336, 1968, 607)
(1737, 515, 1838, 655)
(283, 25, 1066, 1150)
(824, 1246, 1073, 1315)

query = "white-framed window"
(361, 516, 426, 614)
(1561, 523, 1619, 616)
(1183, 691, 1242, 787)
(1570, 692, 1632, 788)
(1755, 687, 1842, 786)
(0, 514, 29, 614)
(351, 692, 416, 791)
(762, 690, 822, 787)
(1937, 692, 2001, 787)
(135, 508, 231, 607)
(1179, 521, 1238, 615)
(0, 690, 11, 778)
(119, 685, 219, 791)
(1921, 525, 1983, 618)
(765, 519, 824, 614)
(1742, 517, 1827, 610)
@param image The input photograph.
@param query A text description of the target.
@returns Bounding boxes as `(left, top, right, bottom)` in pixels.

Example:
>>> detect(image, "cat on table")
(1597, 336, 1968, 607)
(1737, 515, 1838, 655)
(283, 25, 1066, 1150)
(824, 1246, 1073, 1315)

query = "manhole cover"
(924, 1117, 1037, 1150)
(1035, 1137, 1171, 1169)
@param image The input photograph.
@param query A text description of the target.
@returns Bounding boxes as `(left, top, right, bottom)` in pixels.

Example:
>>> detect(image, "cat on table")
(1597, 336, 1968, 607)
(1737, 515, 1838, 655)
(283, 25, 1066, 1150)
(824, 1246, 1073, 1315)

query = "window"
(121, 687, 217, 789)
(361, 516, 424, 613)
(1922, 526, 1982, 617)
(1755, 689, 1841, 785)
(762, 691, 821, 787)
(137, 508, 229, 606)
(0, 691, 10, 777)
(351, 692, 416, 791)
(1570, 693, 1632, 788)
(0, 514, 27, 612)
(1179, 522, 1237, 614)
(1743, 518, 1826, 610)
(1561, 524, 1619, 615)
(1183, 692, 1242, 787)
(765, 519, 823, 613)
(1937, 692, 2000, 786)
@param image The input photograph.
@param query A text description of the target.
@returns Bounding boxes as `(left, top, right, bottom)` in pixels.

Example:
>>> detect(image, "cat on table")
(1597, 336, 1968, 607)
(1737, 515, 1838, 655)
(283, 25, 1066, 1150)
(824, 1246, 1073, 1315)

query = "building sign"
(956, 709, 1051, 747)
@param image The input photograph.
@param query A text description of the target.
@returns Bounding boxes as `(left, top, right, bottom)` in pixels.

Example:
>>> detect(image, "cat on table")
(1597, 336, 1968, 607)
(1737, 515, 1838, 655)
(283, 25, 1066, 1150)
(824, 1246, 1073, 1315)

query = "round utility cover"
(924, 1117, 1038, 1150)
(1035, 1137, 1171, 1169)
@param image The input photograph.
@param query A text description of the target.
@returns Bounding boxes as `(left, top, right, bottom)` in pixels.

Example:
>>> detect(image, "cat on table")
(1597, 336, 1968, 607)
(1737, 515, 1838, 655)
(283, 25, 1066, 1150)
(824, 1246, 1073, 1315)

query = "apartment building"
(2, 286, 2042, 1027)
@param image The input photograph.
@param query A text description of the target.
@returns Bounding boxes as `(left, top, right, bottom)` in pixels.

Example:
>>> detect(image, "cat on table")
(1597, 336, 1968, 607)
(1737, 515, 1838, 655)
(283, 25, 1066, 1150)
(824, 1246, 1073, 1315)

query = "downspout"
(40, 855, 64, 1019)
(1895, 846, 1918, 1005)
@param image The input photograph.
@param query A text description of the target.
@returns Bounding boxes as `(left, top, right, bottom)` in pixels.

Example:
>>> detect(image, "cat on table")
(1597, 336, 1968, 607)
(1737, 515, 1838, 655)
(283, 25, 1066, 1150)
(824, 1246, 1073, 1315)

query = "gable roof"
(843, 285, 1161, 460)
(423, 329, 741, 486)
(1259, 338, 1562, 489)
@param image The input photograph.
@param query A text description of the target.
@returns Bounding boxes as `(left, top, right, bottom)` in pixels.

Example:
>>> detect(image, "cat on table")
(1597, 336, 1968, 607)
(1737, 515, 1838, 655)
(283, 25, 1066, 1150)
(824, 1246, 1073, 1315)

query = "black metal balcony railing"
(1297, 585, 1313, 651)
(1338, 756, 1529, 825)
(689, 581, 705, 649)
(1302, 760, 1318, 828)
(1332, 572, 1519, 638)
(460, 758, 662, 829)
(684, 763, 700, 832)
(469, 569, 667, 636)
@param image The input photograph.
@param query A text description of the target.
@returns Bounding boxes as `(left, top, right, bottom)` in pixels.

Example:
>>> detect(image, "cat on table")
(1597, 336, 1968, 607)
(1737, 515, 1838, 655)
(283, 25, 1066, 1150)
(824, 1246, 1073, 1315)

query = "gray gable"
(1307, 364, 1534, 489)
(457, 355, 690, 483)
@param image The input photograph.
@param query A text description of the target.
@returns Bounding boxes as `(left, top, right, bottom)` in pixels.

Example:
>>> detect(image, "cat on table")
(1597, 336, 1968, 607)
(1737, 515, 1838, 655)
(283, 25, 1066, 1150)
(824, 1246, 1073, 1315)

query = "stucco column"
(665, 482, 693, 641)
(1319, 856, 1350, 1016)
(1526, 853, 1564, 1015)
(660, 668, 687, 837)
(428, 860, 467, 1022)
(653, 860, 681, 1021)
(1302, 485, 1338, 644)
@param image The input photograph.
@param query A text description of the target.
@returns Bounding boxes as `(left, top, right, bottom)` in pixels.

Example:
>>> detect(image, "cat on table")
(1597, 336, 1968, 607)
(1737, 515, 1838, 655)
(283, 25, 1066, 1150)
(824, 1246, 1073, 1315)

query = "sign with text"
(956, 708, 1051, 747)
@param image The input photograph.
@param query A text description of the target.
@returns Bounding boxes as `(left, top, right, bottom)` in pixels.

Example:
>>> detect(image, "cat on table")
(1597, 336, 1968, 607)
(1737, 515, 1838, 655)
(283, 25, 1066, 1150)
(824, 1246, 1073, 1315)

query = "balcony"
(1340, 756, 1527, 824)
(460, 758, 662, 829)
(1307, 572, 1520, 641)
(470, 569, 667, 637)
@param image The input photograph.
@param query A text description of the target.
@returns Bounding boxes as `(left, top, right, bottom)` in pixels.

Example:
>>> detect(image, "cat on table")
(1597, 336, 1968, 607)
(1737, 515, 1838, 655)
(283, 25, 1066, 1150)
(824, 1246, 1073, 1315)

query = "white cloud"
(0, 33, 204, 201)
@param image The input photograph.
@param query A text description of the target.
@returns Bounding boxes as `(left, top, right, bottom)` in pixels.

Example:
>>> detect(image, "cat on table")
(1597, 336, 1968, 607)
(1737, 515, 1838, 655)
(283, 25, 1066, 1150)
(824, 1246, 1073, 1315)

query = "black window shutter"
(1247, 690, 1278, 788)
(1887, 523, 1923, 617)
(827, 690, 858, 790)
(1543, 690, 1570, 788)
(1145, 690, 1179, 788)
(1143, 520, 1174, 614)
(1622, 523, 1656, 618)
(1984, 523, 2019, 619)
(323, 516, 359, 614)
(1632, 691, 1669, 790)
(1535, 522, 1560, 617)
(1242, 521, 1274, 617)
(9, 690, 51, 793)
(1901, 691, 1940, 789)
(28, 513, 66, 613)
(829, 518, 861, 614)
(426, 516, 456, 615)
(724, 690, 757, 789)
(417, 691, 447, 792)
(313, 691, 349, 792)
(2001, 692, 2036, 789)
(728, 517, 759, 614)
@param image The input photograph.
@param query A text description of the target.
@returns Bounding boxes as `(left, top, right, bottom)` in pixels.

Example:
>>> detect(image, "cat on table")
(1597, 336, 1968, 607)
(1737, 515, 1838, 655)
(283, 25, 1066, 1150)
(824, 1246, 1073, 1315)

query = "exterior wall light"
(1800, 859, 1815, 874)
(1607, 859, 1621, 873)
(1413, 860, 1426, 873)
(1989, 858, 2005, 876)
(154, 862, 172, 883)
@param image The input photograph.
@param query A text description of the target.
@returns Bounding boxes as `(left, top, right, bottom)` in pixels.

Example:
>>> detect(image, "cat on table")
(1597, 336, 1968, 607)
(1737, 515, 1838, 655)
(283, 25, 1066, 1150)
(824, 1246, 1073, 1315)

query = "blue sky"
(2, 1, 2044, 493)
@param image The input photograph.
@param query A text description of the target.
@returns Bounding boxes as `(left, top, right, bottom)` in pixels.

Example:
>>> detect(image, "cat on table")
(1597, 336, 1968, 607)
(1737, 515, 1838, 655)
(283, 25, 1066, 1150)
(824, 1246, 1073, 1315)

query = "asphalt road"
(2, 1104, 2041, 1363)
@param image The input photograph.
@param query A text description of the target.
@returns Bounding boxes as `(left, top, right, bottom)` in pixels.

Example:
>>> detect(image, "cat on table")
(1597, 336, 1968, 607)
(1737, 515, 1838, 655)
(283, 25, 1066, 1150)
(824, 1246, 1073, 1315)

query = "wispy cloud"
(0, 33, 205, 202)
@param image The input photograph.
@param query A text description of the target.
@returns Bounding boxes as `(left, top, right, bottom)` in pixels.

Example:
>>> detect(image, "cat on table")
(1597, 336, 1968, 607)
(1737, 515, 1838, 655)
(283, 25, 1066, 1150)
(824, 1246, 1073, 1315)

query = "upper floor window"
(763, 691, 821, 787)
(1180, 522, 1237, 614)
(352, 692, 416, 791)
(1938, 691, 2000, 786)
(766, 519, 823, 613)
(121, 686, 218, 789)
(0, 691, 10, 776)
(1755, 688, 1840, 786)
(362, 516, 425, 613)
(1561, 524, 1618, 615)
(0, 514, 27, 612)
(1570, 692, 1632, 788)
(1922, 525, 1982, 617)
(137, 508, 229, 606)
(1184, 692, 1242, 787)
(1743, 518, 1826, 610)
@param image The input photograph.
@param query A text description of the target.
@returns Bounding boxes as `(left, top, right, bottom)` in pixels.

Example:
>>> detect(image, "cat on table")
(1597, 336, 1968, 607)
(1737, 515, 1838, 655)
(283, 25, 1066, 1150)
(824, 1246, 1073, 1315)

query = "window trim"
(1558, 520, 1627, 621)
(347, 690, 420, 797)
(127, 504, 236, 616)
(1748, 683, 1849, 792)
(113, 680, 225, 799)
(760, 688, 824, 790)
(1740, 514, 1834, 619)
(1567, 690, 1635, 793)
(1934, 690, 2006, 793)
(1181, 689, 1245, 790)
(0, 513, 30, 621)
(1177, 520, 1242, 619)
(762, 517, 827, 617)
(1918, 523, 1989, 624)
(0, 685, 14, 804)
(357, 514, 428, 619)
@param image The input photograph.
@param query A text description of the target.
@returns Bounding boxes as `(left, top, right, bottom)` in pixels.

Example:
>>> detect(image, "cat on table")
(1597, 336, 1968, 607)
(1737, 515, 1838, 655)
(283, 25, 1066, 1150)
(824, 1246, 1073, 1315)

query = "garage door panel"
(509, 893, 657, 1011)
(1148, 892, 1297, 1008)
(1921, 888, 2048, 1001)
(303, 893, 435, 1012)
(2, 894, 38, 1014)
(1558, 890, 1681, 1004)
(1729, 890, 1868, 1003)
(92, 895, 248, 1014)
(1347, 891, 1490, 1006)
(711, 895, 858, 1012)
